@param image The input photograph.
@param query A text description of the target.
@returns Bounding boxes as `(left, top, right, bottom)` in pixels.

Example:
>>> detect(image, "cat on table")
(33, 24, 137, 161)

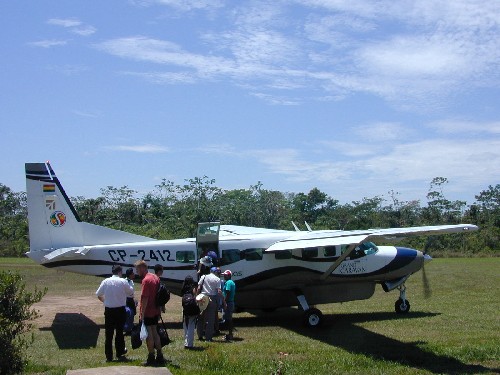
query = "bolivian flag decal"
(43, 184, 56, 193)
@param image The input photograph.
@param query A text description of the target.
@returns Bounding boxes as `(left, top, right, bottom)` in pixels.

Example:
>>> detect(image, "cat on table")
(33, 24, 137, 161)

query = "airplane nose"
(394, 247, 422, 273)
(424, 253, 432, 263)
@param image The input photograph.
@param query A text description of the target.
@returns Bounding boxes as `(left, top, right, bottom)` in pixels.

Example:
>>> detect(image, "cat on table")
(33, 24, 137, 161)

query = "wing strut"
(319, 244, 356, 281)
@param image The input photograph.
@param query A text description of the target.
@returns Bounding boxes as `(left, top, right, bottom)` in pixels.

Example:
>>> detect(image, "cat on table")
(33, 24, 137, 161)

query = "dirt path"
(33, 295, 103, 328)
(33, 294, 183, 328)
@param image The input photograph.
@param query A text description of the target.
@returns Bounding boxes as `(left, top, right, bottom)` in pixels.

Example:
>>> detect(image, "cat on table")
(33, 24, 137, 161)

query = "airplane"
(25, 162, 478, 327)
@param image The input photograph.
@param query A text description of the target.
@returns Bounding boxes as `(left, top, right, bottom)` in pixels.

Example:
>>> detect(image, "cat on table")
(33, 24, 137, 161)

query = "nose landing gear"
(395, 284, 411, 314)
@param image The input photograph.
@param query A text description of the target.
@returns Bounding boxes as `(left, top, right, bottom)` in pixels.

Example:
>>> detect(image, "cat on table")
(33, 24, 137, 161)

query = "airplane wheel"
(303, 308, 323, 327)
(395, 298, 410, 314)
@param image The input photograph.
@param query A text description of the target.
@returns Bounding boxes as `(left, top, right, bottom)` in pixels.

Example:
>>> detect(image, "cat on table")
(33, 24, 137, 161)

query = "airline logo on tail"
(50, 211, 66, 227)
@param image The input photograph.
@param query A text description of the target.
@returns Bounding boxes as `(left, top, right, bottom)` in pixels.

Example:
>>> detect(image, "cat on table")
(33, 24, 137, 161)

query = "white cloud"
(28, 39, 68, 48)
(107, 144, 169, 153)
(71, 25, 97, 36)
(47, 18, 82, 27)
(241, 136, 500, 201)
(428, 120, 500, 135)
(94, 1, 500, 108)
(122, 71, 197, 84)
(95, 37, 235, 77)
(47, 18, 96, 37)
(353, 122, 413, 142)
(134, 0, 224, 11)
(197, 144, 237, 155)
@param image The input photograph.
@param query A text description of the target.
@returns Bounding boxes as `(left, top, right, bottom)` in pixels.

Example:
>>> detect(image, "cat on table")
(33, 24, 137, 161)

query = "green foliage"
(0, 178, 499, 257)
(0, 271, 46, 374)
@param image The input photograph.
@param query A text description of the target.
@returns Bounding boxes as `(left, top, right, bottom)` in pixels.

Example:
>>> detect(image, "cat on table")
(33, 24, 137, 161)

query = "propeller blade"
(422, 261, 432, 299)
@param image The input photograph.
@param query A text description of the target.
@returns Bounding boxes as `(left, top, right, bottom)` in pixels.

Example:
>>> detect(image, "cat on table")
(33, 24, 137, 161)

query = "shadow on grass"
(39, 313, 100, 349)
(236, 310, 495, 375)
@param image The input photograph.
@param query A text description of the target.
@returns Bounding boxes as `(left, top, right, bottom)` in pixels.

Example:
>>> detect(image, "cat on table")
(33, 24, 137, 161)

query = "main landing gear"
(395, 284, 411, 314)
(297, 294, 323, 327)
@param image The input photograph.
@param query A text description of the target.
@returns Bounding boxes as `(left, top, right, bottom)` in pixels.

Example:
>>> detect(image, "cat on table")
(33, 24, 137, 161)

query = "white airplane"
(25, 162, 478, 326)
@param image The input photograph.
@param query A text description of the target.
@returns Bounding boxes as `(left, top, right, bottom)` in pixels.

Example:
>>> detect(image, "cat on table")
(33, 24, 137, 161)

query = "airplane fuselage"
(27, 232, 423, 310)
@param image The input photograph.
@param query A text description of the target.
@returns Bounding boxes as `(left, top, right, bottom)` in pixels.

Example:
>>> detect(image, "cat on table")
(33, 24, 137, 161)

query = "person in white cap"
(197, 266, 221, 342)
(197, 255, 213, 280)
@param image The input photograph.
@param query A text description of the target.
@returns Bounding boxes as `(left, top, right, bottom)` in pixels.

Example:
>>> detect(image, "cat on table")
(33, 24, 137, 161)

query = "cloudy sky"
(1, 0, 499, 205)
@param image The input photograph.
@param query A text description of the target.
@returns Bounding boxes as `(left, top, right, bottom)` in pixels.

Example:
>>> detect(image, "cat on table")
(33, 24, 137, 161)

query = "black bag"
(157, 316, 170, 347)
(130, 323, 142, 349)
(156, 282, 171, 307)
(182, 292, 201, 316)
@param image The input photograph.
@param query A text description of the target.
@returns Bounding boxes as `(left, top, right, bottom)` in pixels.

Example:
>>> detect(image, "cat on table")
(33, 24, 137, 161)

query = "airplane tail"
(25, 162, 153, 262)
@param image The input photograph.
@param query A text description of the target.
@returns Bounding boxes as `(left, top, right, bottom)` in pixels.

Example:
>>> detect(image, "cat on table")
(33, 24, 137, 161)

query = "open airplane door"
(196, 222, 221, 264)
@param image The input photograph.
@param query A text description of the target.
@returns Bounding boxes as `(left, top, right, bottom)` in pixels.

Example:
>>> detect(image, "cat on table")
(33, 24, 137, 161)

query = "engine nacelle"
(381, 275, 409, 292)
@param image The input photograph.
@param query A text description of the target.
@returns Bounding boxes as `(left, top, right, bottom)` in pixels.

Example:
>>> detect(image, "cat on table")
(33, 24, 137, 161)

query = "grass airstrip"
(1, 257, 499, 375)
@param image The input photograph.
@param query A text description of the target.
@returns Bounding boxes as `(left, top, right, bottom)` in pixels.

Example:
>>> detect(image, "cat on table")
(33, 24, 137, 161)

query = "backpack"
(156, 282, 171, 307)
(182, 292, 201, 316)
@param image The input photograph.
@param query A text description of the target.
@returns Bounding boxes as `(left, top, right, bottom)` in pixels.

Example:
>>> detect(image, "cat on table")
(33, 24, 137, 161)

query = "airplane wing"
(366, 224, 478, 242)
(219, 225, 293, 237)
(264, 224, 478, 251)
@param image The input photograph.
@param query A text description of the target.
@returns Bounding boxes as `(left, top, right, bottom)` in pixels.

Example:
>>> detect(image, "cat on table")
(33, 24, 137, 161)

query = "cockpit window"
(350, 241, 378, 259)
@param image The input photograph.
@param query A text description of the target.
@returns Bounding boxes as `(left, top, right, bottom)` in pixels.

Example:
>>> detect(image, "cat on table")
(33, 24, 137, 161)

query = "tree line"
(0, 177, 498, 257)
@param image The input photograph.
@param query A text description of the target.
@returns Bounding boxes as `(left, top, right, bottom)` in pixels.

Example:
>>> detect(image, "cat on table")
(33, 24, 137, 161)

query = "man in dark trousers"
(135, 260, 165, 366)
(96, 264, 134, 362)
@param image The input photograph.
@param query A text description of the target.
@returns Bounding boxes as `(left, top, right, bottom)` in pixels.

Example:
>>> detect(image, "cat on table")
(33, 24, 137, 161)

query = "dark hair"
(181, 275, 196, 295)
(112, 264, 122, 275)
(125, 268, 134, 277)
(154, 264, 163, 274)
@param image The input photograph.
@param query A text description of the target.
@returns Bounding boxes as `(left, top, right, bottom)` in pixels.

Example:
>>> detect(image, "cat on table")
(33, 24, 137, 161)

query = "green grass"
(1, 258, 499, 374)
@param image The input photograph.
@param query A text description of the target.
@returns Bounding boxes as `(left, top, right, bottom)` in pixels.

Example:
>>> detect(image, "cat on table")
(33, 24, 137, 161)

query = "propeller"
(421, 237, 434, 299)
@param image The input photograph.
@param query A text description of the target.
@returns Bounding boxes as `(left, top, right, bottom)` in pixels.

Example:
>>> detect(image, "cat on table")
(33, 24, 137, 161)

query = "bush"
(0, 271, 46, 375)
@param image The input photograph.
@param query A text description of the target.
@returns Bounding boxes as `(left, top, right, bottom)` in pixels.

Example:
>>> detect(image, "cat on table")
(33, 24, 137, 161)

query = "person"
(135, 260, 165, 366)
(213, 267, 223, 335)
(123, 268, 136, 335)
(222, 270, 236, 341)
(207, 250, 219, 266)
(154, 264, 166, 313)
(197, 255, 212, 280)
(181, 275, 198, 349)
(95, 264, 134, 362)
(197, 266, 222, 342)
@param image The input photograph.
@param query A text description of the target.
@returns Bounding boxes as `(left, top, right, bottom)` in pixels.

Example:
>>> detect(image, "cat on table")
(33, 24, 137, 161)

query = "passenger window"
(302, 247, 318, 259)
(323, 246, 337, 257)
(275, 250, 292, 260)
(176, 250, 195, 263)
(221, 249, 241, 265)
(243, 248, 263, 261)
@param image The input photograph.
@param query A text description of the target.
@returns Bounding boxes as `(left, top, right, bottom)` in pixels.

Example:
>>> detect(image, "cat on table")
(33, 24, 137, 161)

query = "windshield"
(351, 241, 378, 259)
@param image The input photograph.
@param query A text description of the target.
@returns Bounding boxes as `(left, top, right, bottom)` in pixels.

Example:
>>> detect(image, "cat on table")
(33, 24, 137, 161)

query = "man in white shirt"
(197, 266, 222, 342)
(96, 265, 134, 362)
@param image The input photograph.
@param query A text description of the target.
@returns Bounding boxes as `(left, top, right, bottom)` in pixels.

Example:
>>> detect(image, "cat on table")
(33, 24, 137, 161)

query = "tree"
(0, 271, 46, 374)
(0, 184, 28, 257)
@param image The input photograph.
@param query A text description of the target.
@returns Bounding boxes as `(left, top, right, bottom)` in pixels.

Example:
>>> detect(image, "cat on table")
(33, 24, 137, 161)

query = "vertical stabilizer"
(25, 162, 154, 262)
(25, 162, 84, 251)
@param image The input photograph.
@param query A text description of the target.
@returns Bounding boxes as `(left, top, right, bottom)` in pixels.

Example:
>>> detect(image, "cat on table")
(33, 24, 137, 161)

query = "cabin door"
(196, 222, 221, 265)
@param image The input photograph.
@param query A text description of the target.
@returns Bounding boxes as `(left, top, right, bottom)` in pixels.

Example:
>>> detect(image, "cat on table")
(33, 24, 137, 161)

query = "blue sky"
(1, 0, 499, 205)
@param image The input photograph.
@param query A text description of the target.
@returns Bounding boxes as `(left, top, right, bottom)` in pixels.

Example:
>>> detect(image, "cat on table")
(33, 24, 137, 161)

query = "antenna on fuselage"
(305, 221, 312, 231)
(291, 221, 300, 231)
